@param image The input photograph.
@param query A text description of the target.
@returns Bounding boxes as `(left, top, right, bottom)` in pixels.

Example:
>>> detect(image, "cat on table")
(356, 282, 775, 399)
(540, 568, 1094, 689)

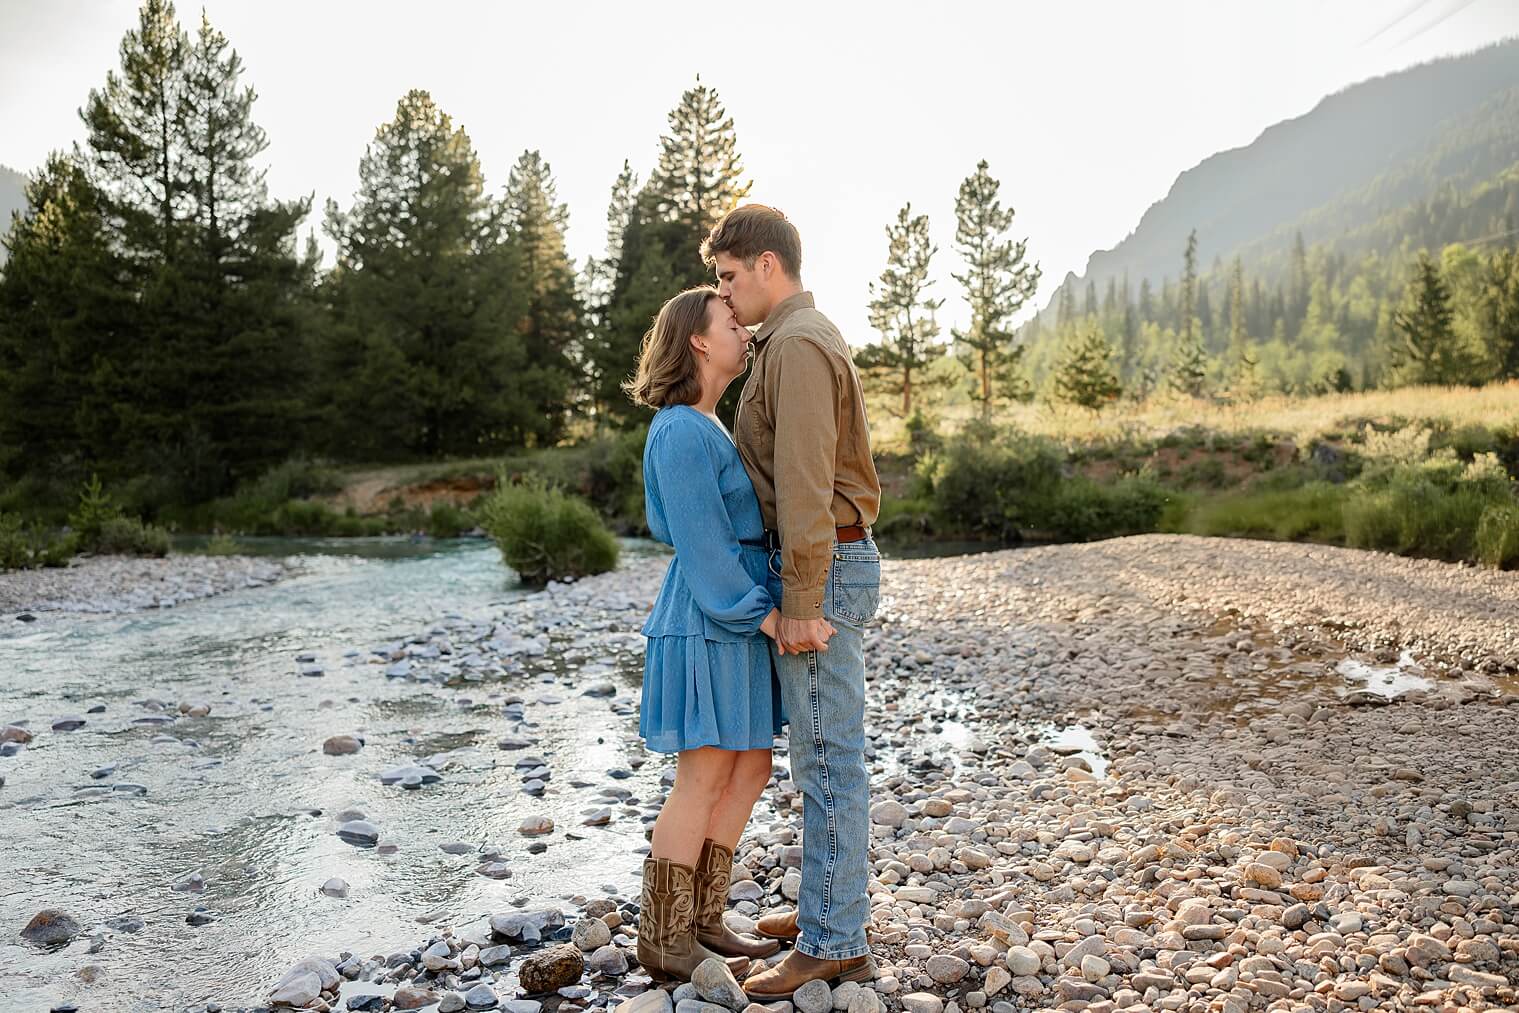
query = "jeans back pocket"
(830, 543, 881, 626)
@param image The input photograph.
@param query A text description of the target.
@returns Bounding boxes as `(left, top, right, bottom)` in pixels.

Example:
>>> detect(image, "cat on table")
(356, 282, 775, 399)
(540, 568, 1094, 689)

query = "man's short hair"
(701, 204, 802, 279)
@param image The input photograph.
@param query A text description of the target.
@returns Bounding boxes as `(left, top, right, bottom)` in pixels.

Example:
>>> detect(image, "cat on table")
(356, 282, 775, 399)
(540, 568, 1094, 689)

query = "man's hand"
(777, 616, 836, 655)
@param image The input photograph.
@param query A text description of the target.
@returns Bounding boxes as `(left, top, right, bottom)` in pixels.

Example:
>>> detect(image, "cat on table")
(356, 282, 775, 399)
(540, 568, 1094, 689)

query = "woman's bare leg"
(651, 746, 739, 867)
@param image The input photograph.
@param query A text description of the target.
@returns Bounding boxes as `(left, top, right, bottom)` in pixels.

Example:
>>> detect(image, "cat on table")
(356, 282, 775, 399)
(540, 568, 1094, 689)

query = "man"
(701, 204, 882, 998)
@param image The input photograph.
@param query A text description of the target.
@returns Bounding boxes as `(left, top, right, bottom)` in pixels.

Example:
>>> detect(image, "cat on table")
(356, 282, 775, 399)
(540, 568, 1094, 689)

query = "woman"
(624, 287, 830, 982)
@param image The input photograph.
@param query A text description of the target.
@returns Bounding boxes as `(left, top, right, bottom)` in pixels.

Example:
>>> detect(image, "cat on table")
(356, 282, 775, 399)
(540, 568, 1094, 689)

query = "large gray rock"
(691, 956, 748, 1010)
(269, 970, 321, 1008)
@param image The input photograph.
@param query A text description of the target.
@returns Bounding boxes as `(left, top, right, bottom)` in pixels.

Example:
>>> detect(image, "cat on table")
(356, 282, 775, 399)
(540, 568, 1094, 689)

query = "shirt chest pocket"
(737, 362, 771, 456)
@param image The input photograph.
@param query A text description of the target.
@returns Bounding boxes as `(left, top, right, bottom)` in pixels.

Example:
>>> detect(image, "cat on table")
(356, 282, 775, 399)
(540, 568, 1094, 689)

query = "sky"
(2, 0, 1518, 345)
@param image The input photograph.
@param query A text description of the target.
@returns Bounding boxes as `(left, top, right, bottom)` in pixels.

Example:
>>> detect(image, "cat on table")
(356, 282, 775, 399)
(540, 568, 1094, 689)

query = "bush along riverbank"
(877, 415, 1519, 568)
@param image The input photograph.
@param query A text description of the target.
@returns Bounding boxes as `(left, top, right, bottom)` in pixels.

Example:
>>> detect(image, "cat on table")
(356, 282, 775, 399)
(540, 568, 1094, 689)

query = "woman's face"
(694, 298, 752, 379)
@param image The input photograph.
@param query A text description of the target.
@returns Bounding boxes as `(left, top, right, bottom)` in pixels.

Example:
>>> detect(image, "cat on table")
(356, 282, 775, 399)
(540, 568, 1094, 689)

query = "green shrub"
(874, 494, 937, 539)
(1178, 482, 1348, 542)
(1049, 476, 1170, 541)
(0, 513, 79, 570)
(500, 427, 648, 532)
(1476, 503, 1519, 568)
(479, 475, 619, 585)
(92, 516, 171, 557)
(201, 533, 244, 556)
(929, 432, 1065, 540)
(427, 502, 474, 538)
(69, 474, 123, 543)
(1343, 456, 1514, 560)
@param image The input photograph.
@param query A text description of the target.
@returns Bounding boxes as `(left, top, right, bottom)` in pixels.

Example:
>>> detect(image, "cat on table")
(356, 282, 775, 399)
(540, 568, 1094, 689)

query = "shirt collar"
(752, 291, 815, 347)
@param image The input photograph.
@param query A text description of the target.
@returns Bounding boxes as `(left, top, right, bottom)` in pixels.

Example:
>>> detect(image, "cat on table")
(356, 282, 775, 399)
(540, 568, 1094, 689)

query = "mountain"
(0, 163, 28, 265)
(1034, 38, 1519, 325)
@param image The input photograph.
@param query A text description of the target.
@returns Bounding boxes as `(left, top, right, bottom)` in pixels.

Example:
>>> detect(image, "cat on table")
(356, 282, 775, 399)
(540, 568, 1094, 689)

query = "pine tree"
(583, 160, 641, 418)
(176, 12, 314, 488)
(1053, 325, 1121, 411)
(645, 77, 751, 252)
(857, 203, 944, 417)
(1168, 230, 1207, 397)
(0, 155, 133, 482)
(1180, 229, 1199, 346)
(1482, 247, 1519, 379)
(68, 0, 312, 496)
(1390, 252, 1464, 385)
(599, 80, 750, 426)
(503, 149, 580, 444)
(323, 89, 531, 457)
(949, 160, 1040, 419)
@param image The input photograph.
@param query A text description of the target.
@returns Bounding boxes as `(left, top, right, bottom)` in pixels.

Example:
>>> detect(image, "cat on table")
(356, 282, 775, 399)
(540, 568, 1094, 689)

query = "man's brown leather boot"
(743, 949, 877, 1000)
(636, 857, 751, 982)
(754, 908, 799, 941)
(694, 840, 781, 958)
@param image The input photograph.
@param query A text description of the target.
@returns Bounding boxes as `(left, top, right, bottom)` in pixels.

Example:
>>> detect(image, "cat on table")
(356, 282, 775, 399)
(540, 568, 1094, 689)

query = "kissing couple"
(624, 204, 883, 1000)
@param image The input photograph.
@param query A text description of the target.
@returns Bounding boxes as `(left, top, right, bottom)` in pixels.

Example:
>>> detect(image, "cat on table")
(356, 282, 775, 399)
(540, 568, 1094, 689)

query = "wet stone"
(21, 909, 81, 947)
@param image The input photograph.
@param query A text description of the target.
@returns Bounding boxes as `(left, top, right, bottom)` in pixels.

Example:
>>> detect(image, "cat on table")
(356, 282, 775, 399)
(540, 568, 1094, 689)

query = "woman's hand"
(759, 608, 782, 651)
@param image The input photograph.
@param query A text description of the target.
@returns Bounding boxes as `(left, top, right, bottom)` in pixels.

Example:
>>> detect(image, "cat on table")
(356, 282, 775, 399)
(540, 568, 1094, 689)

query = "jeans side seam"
(810, 647, 838, 950)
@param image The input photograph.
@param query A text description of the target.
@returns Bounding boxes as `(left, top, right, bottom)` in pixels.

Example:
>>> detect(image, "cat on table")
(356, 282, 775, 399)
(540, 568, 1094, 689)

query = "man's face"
(713, 251, 768, 328)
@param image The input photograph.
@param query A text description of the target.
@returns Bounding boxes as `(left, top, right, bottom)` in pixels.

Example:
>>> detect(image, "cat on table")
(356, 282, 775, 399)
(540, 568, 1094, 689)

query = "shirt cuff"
(781, 585, 826, 620)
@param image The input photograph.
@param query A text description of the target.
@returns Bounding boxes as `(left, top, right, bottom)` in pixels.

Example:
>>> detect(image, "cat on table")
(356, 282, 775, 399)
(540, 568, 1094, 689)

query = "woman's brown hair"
(624, 287, 719, 409)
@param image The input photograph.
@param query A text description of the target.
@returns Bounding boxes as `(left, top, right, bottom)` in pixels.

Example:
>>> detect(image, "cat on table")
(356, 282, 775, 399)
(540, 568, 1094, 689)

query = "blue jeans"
(767, 537, 880, 960)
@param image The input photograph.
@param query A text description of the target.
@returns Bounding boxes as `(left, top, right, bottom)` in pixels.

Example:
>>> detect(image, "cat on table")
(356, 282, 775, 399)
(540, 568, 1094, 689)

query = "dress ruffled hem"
(638, 633, 786, 754)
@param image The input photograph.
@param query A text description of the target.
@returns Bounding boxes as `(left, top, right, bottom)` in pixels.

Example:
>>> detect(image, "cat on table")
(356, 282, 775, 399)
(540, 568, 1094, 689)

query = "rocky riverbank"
(233, 535, 1517, 1013)
(0, 553, 289, 617)
(14, 535, 1515, 1013)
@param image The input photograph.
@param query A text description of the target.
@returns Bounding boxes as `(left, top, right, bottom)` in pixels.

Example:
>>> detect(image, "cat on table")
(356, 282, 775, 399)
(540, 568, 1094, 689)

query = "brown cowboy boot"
(754, 908, 799, 941)
(755, 909, 875, 944)
(743, 949, 877, 1001)
(694, 839, 781, 959)
(636, 856, 751, 982)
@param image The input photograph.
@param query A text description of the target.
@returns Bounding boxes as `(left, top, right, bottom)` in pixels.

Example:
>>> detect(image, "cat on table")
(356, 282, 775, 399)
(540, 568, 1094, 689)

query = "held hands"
(774, 615, 837, 656)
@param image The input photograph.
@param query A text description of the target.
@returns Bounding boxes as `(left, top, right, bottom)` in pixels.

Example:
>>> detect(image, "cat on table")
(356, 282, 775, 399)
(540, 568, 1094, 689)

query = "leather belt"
(749, 526, 869, 551)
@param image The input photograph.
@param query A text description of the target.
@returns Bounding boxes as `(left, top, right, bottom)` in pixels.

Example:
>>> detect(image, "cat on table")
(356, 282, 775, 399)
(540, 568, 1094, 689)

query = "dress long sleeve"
(648, 418, 775, 635)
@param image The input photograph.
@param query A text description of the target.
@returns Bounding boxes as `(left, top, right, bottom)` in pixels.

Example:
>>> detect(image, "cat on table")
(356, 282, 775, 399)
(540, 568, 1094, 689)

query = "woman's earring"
(703, 348, 711, 362)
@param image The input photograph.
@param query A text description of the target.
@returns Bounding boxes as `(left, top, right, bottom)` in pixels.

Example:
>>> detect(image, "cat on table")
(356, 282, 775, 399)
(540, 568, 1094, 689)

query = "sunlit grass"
(868, 381, 1519, 453)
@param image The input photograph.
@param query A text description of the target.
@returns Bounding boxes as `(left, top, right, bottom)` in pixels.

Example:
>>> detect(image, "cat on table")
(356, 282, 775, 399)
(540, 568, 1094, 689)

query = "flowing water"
(0, 538, 673, 1012)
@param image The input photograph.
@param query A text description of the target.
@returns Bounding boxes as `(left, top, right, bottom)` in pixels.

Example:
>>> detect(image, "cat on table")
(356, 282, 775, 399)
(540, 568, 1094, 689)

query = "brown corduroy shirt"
(734, 291, 881, 619)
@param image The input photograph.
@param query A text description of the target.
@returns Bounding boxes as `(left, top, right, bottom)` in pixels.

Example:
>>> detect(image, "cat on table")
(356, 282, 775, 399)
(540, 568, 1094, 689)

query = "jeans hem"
(795, 938, 873, 961)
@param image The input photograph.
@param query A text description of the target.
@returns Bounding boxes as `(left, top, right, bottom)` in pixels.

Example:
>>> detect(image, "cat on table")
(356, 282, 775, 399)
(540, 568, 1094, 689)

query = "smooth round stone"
(185, 906, 216, 926)
(519, 816, 554, 836)
(464, 983, 500, 1009)
(323, 734, 363, 755)
(1, 725, 34, 744)
(476, 861, 513, 880)
(336, 819, 380, 846)
(105, 915, 144, 933)
(439, 995, 467, 1013)
(794, 978, 833, 1013)
(900, 995, 944, 1013)
(572, 917, 612, 951)
(52, 716, 86, 732)
(1005, 947, 1040, 976)
(320, 877, 349, 897)
(440, 842, 474, 855)
(870, 800, 907, 827)
(926, 954, 969, 984)
(587, 942, 628, 975)
(518, 943, 584, 993)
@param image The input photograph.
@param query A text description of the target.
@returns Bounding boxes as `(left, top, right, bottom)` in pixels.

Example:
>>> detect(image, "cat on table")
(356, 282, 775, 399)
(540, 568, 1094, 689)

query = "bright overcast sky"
(3, 1, 1518, 344)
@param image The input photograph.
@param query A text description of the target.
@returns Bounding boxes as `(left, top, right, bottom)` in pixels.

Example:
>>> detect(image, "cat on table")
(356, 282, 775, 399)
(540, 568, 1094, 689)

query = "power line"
(1390, 0, 1484, 47)
(1358, 0, 1438, 46)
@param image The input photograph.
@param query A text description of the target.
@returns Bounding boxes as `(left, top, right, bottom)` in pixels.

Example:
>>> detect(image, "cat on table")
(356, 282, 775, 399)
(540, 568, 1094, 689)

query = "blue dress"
(638, 405, 787, 753)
